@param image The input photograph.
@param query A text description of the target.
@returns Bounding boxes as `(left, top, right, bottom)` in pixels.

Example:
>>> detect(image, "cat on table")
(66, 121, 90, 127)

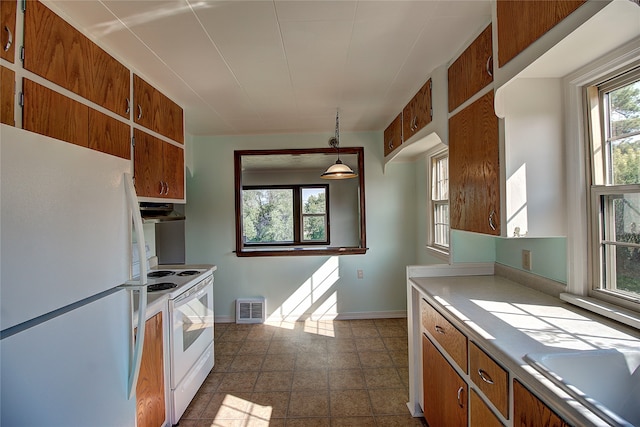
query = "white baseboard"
(214, 310, 407, 324)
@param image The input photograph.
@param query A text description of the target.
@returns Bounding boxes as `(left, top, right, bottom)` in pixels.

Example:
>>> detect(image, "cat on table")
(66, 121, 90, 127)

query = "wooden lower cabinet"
(1, 65, 14, 126)
(470, 389, 503, 427)
(136, 312, 166, 427)
(513, 379, 569, 427)
(423, 334, 468, 427)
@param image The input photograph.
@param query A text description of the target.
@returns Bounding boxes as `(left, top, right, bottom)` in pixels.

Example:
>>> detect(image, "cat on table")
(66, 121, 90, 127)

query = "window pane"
(608, 80, 640, 141)
(434, 202, 449, 247)
(600, 193, 640, 296)
(610, 134, 640, 185)
(242, 189, 293, 243)
(303, 216, 326, 241)
(302, 188, 326, 214)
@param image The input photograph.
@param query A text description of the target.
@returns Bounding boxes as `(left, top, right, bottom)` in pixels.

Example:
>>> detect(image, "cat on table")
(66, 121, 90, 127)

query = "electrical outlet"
(522, 250, 532, 271)
(357, 269, 364, 279)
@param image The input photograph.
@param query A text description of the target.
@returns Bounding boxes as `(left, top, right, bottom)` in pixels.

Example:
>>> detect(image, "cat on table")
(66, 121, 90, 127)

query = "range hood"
(139, 202, 185, 223)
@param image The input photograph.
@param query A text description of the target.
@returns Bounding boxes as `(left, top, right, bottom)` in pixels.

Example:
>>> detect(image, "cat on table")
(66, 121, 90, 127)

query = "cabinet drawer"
(469, 342, 508, 418)
(421, 298, 467, 373)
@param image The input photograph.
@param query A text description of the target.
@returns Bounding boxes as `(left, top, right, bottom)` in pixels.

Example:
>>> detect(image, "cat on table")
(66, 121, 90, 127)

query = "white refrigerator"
(0, 124, 146, 426)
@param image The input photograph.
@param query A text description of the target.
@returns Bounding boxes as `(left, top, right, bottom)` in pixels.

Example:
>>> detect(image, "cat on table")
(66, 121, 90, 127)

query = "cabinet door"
(1, 0, 16, 62)
(471, 389, 503, 427)
(133, 74, 157, 133)
(161, 95, 184, 144)
(422, 334, 467, 427)
(89, 43, 130, 118)
(88, 109, 131, 160)
(136, 312, 166, 427)
(513, 380, 569, 427)
(448, 24, 493, 112)
(163, 141, 184, 199)
(449, 90, 500, 235)
(134, 128, 165, 198)
(22, 78, 89, 147)
(497, 0, 585, 67)
(1, 65, 14, 126)
(403, 79, 432, 141)
(383, 113, 402, 157)
(24, 1, 92, 99)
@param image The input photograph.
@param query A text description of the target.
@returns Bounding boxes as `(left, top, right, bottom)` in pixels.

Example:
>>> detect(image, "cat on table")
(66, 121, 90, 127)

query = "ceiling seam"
(97, 0, 236, 133)
(272, 0, 301, 126)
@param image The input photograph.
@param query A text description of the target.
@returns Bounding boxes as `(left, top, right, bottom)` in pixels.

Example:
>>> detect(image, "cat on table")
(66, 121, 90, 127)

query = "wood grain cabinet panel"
(470, 389, 504, 427)
(448, 24, 493, 112)
(513, 379, 569, 427)
(1, 65, 14, 126)
(134, 74, 184, 144)
(403, 78, 432, 142)
(88, 109, 131, 160)
(22, 78, 89, 147)
(421, 298, 468, 373)
(469, 342, 509, 418)
(1, 0, 16, 62)
(449, 90, 500, 236)
(134, 128, 184, 199)
(497, 0, 586, 67)
(423, 334, 468, 427)
(136, 312, 166, 427)
(383, 113, 402, 157)
(24, 1, 129, 117)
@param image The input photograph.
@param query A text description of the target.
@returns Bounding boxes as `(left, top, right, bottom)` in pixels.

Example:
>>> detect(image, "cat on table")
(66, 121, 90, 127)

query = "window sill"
(425, 245, 450, 263)
(236, 247, 368, 257)
(560, 293, 640, 330)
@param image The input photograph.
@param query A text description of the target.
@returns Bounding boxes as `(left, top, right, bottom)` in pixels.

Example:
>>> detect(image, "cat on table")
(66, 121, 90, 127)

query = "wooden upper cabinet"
(134, 128, 184, 200)
(88, 109, 131, 160)
(1, 0, 16, 62)
(24, 1, 130, 118)
(449, 90, 500, 236)
(22, 78, 89, 147)
(513, 380, 569, 427)
(403, 78, 432, 142)
(497, 0, 586, 67)
(383, 113, 402, 157)
(448, 24, 493, 112)
(1, 65, 15, 126)
(134, 74, 184, 144)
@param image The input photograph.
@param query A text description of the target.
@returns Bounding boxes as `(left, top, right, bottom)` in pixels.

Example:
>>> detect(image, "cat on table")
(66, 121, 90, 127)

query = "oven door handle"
(173, 278, 212, 307)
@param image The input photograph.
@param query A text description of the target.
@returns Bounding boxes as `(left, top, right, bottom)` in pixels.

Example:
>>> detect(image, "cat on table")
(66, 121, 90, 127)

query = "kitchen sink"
(524, 349, 640, 427)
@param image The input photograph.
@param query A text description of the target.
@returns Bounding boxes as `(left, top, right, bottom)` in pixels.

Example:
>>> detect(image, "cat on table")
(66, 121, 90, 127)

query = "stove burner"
(147, 282, 178, 292)
(148, 270, 175, 278)
(177, 270, 200, 276)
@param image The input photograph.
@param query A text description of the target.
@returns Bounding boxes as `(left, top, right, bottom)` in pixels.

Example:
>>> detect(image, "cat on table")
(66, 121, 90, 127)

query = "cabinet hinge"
(429, 80, 432, 90)
(19, 92, 24, 108)
(131, 136, 135, 147)
(20, 46, 24, 62)
(430, 107, 433, 119)
(21, 0, 26, 12)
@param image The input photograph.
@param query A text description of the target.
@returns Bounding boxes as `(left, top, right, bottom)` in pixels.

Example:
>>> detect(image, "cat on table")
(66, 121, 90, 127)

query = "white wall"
(184, 131, 418, 321)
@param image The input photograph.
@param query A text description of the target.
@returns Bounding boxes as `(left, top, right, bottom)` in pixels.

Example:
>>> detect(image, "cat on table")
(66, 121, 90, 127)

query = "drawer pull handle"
(457, 386, 464, 408)
(486, 55, 493, 77)
(488, 210, 496, 231)
(125, 98, 131, 115)
(3, 25, 12, 52)
(434, 325, 445, 334)
(478, 369, 494, 384)
(137, 104, 142, 120)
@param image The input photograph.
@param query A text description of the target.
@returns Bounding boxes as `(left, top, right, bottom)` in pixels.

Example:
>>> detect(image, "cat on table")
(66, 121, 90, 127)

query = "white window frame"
(425, 145, 450, 261)
(563, 39, 640, 327)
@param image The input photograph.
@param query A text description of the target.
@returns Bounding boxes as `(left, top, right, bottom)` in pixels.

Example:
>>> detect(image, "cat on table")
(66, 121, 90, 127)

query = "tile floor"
(178, 318, 428, 426)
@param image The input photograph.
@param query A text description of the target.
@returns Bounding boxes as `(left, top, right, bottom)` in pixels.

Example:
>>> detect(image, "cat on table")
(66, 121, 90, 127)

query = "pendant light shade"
(321, 110, 358, 180)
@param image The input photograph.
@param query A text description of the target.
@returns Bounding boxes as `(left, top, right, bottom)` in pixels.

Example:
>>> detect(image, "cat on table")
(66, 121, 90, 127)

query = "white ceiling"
(49, 0, 492, 136)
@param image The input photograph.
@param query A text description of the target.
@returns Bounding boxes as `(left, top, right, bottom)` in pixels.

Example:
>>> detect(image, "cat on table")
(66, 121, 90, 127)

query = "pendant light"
(321, 110, 358, 180)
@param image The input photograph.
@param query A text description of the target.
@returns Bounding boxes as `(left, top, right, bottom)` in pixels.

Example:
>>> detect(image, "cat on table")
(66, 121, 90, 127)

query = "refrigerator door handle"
(123, 173, 148, 400)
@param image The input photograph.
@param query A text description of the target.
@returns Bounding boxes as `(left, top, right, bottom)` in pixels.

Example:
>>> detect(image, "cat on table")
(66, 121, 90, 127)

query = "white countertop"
(410, 274, 640, 426)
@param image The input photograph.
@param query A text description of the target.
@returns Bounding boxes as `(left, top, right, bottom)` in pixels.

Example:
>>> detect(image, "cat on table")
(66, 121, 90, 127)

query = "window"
(587, 66, 640, 306)
(242, 185, 329, 246)
(428, 149, 449, 254)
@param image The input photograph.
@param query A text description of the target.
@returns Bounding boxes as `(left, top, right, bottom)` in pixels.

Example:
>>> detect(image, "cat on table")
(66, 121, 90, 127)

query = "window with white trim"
(429, 150, 449, 253)
(587, 66, 640, 307)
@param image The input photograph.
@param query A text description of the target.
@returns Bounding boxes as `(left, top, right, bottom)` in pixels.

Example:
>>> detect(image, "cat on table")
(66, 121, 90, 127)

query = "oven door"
(169, 275, 214, 389)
